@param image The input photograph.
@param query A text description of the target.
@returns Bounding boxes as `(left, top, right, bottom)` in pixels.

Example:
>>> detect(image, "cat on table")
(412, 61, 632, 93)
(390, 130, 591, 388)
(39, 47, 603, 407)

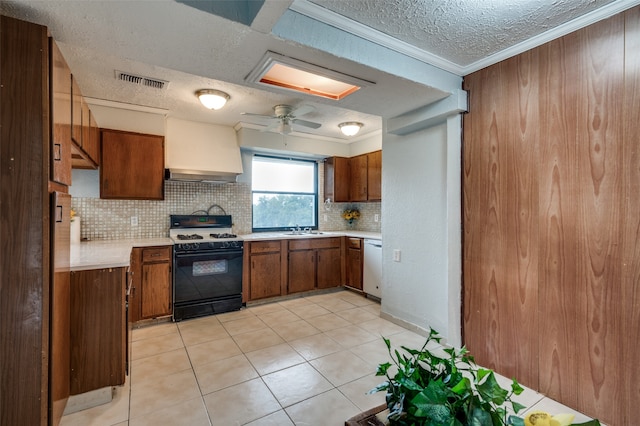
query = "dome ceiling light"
(339, 122, 363, 136)
(196, 89, 230, 110)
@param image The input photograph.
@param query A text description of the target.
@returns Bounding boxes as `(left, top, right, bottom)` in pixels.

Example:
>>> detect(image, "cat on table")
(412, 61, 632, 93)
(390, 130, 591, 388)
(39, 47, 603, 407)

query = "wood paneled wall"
(462, 7, 639, 425)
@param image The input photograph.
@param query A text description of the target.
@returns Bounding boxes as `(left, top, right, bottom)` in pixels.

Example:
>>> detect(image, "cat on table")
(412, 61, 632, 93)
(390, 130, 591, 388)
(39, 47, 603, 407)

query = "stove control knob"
(230, 241, 239, 249)
(222, 241, 230, 249)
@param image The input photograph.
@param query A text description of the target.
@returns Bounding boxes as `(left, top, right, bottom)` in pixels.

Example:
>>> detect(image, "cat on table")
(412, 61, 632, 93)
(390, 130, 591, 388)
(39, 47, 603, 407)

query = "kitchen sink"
(282, 231, 324, 236)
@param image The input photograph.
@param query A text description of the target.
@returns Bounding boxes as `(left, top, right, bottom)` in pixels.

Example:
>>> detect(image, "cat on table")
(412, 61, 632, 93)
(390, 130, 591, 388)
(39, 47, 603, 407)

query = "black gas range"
(169, 215, 244, 321)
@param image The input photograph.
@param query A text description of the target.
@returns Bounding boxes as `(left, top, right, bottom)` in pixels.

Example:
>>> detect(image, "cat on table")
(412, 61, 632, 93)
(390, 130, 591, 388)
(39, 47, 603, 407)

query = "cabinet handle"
(55, 205, 63, 223)
(53, 143, 61, 161)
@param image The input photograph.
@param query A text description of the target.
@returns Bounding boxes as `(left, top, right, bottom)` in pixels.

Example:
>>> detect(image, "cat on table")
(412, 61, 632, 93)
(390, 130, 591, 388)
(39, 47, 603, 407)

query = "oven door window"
(193, 259, 228, 276)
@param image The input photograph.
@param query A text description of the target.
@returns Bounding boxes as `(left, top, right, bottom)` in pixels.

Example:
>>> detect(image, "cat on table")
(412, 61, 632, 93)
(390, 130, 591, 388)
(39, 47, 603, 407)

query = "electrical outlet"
(130, 216, 138, 226)
(323, 214, 328, 222)
(393, 249, 401, 262)
(374, 214, 379, 222)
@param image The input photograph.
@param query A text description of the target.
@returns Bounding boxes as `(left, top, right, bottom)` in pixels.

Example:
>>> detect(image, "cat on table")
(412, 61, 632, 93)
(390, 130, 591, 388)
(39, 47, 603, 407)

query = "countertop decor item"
(70, 208, 80, 244)
(342, 208, 360, 226)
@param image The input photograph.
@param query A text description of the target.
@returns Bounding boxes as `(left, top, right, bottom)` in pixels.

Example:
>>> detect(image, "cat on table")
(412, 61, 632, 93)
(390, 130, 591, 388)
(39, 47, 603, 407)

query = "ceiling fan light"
(196, 89, 230, 110)
(339, 122, 363, 136)
(279, 120, 292, 134)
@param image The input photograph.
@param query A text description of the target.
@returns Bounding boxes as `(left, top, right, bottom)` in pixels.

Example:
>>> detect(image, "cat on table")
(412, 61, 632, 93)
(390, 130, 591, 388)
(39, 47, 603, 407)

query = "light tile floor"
(60, 289, 598, 426)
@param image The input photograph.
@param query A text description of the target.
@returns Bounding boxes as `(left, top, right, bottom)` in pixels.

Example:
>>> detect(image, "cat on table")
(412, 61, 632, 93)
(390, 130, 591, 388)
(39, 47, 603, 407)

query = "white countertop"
(69, 232, 381, 271)
(70, 238, 173, 271)
(241, 231, 382, 241)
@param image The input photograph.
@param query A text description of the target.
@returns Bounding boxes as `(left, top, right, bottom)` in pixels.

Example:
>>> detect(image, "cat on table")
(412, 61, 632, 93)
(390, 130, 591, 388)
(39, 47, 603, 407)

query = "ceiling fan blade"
(260, 120, 281, 132)
(291, 105, 315, 117)
(240, 112, 277, 119)
(293, 118, 321, 129)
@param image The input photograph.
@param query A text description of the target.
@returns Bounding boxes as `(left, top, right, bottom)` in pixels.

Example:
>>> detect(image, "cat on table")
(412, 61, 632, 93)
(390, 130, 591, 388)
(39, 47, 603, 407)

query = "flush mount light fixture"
(339, 122, 363, 136)
(196, 89, 230, 110)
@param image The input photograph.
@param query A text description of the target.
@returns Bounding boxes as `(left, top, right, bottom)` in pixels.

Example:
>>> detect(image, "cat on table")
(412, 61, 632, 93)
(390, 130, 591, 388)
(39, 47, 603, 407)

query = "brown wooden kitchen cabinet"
(50, 39, 73, 186)
(324, 150, 381, 202)
(70, 267, 127, 395)
(349, 154, 368, 202)
(100, 129, 165, 200)
(130, 246, 172, 321)
(345, 237, 363, 290)
(70, 74, 99, 169)
(324, 156, 350, 203)
(80, 99, 100, 165)
(366, 150, 382, 201)
(247, 240, 284, 300)
(287, 237, 343, 294)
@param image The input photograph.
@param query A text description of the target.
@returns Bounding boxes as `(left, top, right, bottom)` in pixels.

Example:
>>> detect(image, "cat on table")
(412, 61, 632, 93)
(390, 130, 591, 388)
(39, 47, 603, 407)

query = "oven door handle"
(174, 250, 243, 259)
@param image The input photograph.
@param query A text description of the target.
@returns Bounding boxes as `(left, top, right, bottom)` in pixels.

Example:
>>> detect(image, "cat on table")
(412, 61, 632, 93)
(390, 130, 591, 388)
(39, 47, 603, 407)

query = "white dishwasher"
(363, 239, 383, 299)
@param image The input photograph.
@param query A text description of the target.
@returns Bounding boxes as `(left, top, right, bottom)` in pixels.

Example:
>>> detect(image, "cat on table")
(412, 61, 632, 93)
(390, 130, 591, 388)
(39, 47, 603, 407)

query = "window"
(252, 155, 318, 231)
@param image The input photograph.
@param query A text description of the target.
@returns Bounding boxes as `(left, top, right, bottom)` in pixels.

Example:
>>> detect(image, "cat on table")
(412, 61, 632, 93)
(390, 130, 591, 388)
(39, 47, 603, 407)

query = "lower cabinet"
(130, 246, 172, 321)
(287, 237, 343, 294)
(70, 267, 126, 395)
(346, 237, 363, 290)
(247, 240, 284, 300)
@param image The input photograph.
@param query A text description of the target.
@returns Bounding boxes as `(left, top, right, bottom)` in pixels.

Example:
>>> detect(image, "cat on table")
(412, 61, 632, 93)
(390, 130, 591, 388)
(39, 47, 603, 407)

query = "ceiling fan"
(241, 104, 321, 134)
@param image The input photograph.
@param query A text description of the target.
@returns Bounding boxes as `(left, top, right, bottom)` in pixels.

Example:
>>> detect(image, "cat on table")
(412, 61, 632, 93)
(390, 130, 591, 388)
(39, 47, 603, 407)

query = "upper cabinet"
(49, 39, 73, 187)
(100, 129, 165, 200)
(324, 156, 350, 203)
(70, 75, 99, 169)
(366, 150, 382, 201)
(324, 150, 381, 203)
(349, 154, 368, 202)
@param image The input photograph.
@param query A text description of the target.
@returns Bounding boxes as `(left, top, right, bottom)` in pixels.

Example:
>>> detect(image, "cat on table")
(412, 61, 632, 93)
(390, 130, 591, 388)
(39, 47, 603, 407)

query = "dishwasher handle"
(364, 239, 382, 248)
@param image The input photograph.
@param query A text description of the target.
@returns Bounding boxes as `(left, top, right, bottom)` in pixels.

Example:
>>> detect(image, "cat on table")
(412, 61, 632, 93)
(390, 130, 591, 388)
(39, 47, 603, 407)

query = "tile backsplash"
(72, 173, 381, 241)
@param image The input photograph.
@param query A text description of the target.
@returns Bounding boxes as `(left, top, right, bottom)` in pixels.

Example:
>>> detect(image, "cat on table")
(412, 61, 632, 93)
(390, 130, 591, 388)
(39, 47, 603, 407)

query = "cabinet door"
(81, 100, 99, 165)
(324, 156, 350, 202)
(100, 129, 165, 200)
(288, 250, 316, 293)
(367, 150, 382, 201)
(50, 39, 72, 186)
(141, 262, 172, 318)
(346, 247, 363, 290)
(129, 248, 142, 323)
(349, 154, 368, 201)
(70, 267, 126, 395)
(71, 75, 83, 147)
(317, 247, 342, 289)
(50, 192, 71, 424)
(250, 252, 282, 300)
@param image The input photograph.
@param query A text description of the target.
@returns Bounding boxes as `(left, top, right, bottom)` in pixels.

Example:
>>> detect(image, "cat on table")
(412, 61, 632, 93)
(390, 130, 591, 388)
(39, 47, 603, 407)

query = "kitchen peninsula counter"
(70, 238, 173, 271)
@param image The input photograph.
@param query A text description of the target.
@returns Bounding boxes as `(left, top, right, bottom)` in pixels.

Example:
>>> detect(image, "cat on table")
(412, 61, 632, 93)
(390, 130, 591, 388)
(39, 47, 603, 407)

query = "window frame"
(251, 154, 319, 232)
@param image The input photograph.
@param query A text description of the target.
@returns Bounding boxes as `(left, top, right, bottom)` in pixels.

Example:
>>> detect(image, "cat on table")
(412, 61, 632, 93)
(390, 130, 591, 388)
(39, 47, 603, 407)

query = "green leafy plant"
(369, 328, 526, 426)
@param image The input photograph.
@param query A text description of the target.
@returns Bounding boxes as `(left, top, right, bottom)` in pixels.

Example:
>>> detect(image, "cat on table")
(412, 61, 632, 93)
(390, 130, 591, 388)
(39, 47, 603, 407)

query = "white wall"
(381, 115, 462, 347)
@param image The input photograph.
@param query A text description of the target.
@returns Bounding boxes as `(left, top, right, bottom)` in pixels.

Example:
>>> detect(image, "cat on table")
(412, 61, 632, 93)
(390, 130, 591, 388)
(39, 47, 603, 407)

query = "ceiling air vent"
(115, 70, 168, 90)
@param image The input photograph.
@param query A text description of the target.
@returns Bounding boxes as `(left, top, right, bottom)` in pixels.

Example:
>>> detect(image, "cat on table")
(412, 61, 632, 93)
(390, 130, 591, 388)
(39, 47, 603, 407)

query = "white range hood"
(165, 117, 243, 183)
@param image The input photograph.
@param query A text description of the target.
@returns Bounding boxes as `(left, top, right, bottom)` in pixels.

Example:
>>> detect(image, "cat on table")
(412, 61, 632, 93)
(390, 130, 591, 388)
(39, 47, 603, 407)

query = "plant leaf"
(507, 415, 525, 426)
(511, 379, 524, 395)
(511, 401, 526, 414)
(570, 421, 602, 426)
(470, 407, 492, 426)
(476, 371, 509, 405)
(376, 362, 391, 376)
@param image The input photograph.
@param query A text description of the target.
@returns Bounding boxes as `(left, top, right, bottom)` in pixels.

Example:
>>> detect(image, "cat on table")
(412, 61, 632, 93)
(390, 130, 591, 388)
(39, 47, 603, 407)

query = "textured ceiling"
(309, 0, 621, 67)
(1, 0, 635, 142)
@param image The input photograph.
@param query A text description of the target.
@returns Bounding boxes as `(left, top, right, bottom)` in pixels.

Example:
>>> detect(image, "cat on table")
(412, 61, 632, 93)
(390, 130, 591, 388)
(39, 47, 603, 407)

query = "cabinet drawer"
(347, 238, 361, 249)
(250, 240, 281, 254)
(142, 246, 171, 262)
(289, 237, 341, 251)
